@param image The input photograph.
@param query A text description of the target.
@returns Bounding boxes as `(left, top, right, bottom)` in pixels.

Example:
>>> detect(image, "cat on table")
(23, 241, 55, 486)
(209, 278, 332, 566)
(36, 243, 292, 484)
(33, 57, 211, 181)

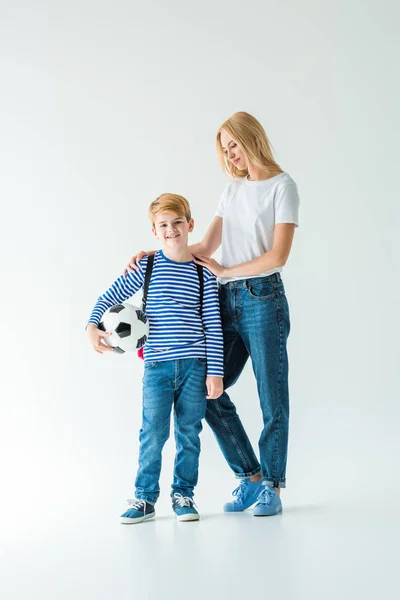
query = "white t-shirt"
(215, 172, 299, 284)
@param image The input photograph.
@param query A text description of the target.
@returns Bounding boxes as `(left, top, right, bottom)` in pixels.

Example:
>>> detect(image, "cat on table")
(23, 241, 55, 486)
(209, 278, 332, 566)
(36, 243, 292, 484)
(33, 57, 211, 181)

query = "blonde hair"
(216, 111, 282, 178)
(148, 193, 192, 226)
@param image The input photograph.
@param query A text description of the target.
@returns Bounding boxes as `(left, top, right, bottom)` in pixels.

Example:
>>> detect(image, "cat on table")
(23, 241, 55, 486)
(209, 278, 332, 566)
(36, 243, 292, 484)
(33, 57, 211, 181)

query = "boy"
(87, 193, 224, 523)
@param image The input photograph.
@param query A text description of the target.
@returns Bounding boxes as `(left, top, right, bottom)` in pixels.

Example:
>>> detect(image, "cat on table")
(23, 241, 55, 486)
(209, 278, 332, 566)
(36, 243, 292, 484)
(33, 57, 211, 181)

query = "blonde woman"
(125, 112, 299, 516)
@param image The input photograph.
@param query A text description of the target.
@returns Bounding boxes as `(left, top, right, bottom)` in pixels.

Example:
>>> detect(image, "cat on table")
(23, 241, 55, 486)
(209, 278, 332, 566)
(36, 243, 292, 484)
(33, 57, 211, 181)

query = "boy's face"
(152, 212, 194, 249)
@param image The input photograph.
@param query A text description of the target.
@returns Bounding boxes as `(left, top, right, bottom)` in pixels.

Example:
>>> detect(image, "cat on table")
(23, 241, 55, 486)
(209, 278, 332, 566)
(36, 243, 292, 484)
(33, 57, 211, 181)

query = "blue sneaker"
(223, 478, 265, 512)
(172, 493, 200, 522)
(120, 498, 155, 524)
(253, 481, 282, 516)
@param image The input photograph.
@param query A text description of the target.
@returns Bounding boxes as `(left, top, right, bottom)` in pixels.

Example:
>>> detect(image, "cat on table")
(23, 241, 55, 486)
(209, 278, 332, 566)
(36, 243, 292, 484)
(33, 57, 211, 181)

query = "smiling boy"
(87, 193, 224, 523)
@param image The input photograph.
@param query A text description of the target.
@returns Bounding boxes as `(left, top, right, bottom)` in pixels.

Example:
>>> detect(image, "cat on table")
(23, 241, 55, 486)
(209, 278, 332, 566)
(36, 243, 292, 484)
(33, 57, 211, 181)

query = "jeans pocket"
(195, 357, 207, 365)
(246, 280, 276, 300)
(144, 361, 160, 370)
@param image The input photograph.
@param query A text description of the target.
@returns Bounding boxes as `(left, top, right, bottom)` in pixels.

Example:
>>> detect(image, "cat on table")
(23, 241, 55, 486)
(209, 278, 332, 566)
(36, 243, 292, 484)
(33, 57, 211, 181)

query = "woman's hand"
(87, 324, 114, 354)
(206, 376, 223, 400)
(123, 250, 156, 276)
(192, 255, 227, 278)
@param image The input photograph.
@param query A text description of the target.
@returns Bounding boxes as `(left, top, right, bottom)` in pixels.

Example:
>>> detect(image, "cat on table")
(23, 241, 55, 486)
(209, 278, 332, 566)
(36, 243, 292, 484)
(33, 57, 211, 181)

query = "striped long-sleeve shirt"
(88, 250, 224, 376)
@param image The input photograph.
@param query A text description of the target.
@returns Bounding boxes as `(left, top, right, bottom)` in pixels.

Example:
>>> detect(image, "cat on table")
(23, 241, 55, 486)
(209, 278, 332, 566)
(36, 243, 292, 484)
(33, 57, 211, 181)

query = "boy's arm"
(87, 261, 146, 326)
(201, 272, 224, 378)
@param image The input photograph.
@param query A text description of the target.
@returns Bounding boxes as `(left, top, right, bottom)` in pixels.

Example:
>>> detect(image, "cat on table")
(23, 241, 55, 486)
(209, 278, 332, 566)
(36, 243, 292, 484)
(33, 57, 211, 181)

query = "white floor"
(2, 492, 398, 600)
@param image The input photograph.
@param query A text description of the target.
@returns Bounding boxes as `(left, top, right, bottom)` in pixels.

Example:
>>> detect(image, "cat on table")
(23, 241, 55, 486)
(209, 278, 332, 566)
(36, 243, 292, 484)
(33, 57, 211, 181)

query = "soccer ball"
(99, 303, 149, 354)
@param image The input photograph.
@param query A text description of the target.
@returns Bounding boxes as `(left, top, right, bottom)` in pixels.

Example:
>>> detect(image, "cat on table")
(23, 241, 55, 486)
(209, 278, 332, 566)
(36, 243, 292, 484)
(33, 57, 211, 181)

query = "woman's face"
(220, 130, 247, 170)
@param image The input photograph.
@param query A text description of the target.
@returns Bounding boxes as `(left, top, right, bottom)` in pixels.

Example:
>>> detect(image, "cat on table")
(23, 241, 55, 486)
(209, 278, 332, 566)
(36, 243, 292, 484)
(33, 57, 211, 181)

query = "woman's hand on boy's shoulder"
(206, 376, 224, 400)
(86, 324, 114, 354)
(192, 255, 226, 278)
(123, 250, 156, 277)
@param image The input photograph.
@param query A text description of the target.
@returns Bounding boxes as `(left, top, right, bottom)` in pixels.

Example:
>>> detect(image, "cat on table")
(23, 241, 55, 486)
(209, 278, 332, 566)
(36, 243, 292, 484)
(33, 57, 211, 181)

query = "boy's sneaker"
(223, 477, 264, 512)
(172, 493, 200, 522)
(253, 481, 282, 517)
(120, 498, 155, 524)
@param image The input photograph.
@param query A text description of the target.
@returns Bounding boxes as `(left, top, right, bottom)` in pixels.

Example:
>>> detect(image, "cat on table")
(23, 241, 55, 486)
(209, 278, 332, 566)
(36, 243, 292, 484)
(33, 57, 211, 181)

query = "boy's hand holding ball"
(87, 324, 114, 354)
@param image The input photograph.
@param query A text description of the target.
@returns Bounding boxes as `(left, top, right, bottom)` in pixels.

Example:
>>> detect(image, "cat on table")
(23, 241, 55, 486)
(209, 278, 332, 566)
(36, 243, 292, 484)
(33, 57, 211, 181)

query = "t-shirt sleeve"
(215, 185, 229, 218)
(275, 182, 300, 227)
(87, 258, 147, 327)
(201, 270, 224, 377)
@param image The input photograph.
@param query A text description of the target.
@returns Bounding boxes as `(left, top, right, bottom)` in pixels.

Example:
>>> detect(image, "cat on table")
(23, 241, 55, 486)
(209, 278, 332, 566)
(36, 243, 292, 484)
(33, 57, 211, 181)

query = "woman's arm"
(189, 216, 222, 257)
(194, 224, 296, 278)
(124, 216, 223, 275)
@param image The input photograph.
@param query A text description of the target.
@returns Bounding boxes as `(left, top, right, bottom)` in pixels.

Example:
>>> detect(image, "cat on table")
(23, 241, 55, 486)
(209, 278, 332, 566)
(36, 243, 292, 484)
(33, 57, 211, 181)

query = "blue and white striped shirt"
(88, 250, 224, 376)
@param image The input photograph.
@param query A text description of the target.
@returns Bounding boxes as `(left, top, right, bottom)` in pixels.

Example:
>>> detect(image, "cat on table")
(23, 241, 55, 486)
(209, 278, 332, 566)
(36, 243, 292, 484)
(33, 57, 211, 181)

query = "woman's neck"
(247, 164, 283, 181)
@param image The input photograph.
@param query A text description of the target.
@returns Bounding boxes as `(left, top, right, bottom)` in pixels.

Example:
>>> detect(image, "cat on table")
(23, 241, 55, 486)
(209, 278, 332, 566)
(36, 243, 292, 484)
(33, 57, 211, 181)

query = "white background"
(1, 1, 399, 598)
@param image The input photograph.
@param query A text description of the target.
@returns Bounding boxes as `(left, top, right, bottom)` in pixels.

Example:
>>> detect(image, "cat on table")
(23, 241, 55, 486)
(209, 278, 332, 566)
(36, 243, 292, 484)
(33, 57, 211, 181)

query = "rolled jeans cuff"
(264, 479, 286, 489)
(234, 466, 262, 479)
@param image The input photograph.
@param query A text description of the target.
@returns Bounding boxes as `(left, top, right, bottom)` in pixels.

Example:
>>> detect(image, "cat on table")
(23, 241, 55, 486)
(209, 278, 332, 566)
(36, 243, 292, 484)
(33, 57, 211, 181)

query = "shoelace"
(257, 486, 273, 505)
(231, 479, 249, 500)
(173, 493, 195, 508)
(127, 498, 147, 511)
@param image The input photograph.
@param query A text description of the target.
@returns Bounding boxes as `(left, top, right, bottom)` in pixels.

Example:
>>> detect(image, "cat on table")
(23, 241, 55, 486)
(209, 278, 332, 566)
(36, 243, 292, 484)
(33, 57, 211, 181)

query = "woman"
(125, 112, 299, 516)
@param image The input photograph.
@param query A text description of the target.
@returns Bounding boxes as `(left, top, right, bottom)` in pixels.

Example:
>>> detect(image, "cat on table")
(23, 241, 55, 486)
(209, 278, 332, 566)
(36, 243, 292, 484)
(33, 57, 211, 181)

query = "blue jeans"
(205, 273, 291, 488)
(135, 358, 207, 504)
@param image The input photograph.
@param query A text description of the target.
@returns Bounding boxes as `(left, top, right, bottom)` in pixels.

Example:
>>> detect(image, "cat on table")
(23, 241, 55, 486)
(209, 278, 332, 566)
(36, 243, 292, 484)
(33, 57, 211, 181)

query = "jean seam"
(174, 359, 178, 391)
(272, 297, 285, 485)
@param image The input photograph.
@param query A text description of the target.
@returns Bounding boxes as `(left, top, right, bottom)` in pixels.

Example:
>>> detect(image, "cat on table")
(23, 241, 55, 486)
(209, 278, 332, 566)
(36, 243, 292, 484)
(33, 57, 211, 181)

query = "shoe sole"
(176, 514, 200, 522)
(223, 502, 257, 512)
(253, 509, 283, 517)
(120, 512, 155, 525)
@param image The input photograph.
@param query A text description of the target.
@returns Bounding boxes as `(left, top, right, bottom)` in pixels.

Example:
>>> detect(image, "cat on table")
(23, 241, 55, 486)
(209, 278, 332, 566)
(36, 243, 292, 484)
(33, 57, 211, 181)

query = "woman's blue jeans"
(205, 273, 291, 488)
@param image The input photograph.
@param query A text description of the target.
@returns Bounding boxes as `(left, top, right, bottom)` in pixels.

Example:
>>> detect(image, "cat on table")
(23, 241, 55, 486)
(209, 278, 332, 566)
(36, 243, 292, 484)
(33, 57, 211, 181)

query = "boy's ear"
(152, 227, 158, 239)
(188, 218, 194, 232)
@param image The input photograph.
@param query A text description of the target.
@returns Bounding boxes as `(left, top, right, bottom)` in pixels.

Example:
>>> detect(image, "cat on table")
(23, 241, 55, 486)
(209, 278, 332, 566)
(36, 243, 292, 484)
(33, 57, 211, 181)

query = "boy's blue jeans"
(135, 357, 207, 504)
(205, 274, 291, 488)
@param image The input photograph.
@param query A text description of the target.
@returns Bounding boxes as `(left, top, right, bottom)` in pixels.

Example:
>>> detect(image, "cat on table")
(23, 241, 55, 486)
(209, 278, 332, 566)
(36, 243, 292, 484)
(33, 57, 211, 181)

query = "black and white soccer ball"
(99, 303, 149, 354)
